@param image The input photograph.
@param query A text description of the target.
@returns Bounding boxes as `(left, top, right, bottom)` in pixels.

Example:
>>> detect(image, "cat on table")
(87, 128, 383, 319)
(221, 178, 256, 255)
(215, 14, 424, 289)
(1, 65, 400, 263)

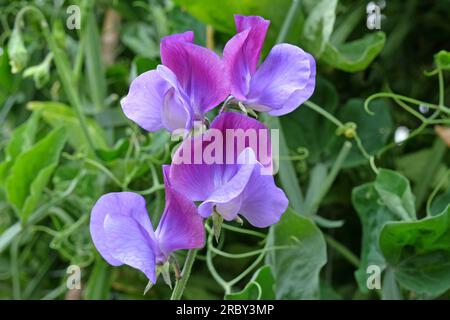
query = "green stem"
(170, 249, 198, 300)
(324, 235, 360, 268)
(14, 6, 97, 157)
(304, 100, 344, 127)
(309, 142, 352, 215)
(275, 0, 300, 44)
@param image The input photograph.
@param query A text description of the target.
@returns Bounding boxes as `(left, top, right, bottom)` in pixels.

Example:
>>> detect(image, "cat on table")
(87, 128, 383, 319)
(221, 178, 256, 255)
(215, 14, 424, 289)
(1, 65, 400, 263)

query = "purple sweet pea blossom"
(168, 112, 288, 228)
(224, 15, 316, 116)
(121, 31, 229, 133)
(89, 166, 205, 283)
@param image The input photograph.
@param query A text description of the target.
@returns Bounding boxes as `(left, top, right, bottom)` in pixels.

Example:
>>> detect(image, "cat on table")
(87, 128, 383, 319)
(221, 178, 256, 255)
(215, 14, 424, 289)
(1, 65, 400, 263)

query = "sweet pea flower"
(223, 15, 316, 116)
(89, 166, 205, 284)
(168, 112, 288, 228)
(121, 31, 229, 133)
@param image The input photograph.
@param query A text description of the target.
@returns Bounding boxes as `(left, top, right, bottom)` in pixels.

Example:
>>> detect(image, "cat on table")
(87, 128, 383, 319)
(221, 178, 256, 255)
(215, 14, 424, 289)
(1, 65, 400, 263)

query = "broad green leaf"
(335, 98, 393, 168)
(304, 163, 328, 215)
(352, 183, 400, 292)
(27, 101, 108, 150)
(321, 32, 386, 72)
(266, 209, 326, 299)
(225, 265, 275, 300)
(382, 268, 403, 300)
(172, 0, 304, 51)
(380, 206, 450, 297)
(281, 77, 338, 164)
(300, 0, 337, 57)
(5, 128, 67, 221)
(434, 50, 450, 71)
(375, 169, 416, 221)
(430, 190, 450, 216)
(0, 112, 40, 186)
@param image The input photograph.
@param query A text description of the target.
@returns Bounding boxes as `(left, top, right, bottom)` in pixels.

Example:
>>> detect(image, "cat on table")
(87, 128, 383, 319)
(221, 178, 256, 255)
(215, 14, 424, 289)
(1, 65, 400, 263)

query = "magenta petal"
(121, 70, 170, 132)
(234, 15, 270, 75)
(223, 15, 270, 100)
(246, 44, 316, 115)
(161, 31, 194, 45)
(90, 192, 158, 283)
(155, 166, 205, 257)
(211, 112, 272, 168)
(160, 34, 228, 115)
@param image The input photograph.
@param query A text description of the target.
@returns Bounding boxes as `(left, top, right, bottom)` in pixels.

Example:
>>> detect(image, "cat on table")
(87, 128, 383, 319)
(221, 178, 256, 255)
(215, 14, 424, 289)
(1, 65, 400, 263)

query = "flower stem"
(275, 0, 300, 44)
(170, 249, 198, 300)
(324, 235, 360, 268)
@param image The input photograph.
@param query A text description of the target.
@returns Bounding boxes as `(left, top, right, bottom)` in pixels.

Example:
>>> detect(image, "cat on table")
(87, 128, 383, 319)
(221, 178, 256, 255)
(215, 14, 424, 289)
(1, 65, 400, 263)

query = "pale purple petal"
(161, 87, 192, 132)
(121, 70, 170, 132)
(239, 163, 289, 228)
(90, 192, 158, 283)
(155, 166, 205, 257)
(160, 33, 229, 115)
(223, 15, 270, 100)
(246, 44, 316, 115)
(198, 157, 255, 220)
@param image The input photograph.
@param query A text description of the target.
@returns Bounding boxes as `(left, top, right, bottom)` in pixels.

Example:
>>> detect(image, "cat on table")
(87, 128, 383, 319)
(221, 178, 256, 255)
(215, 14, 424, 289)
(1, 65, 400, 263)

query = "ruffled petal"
(90, 192, 158, 283)
(197, 151, 255, 219)
(155, 166, 205, 258)
(223, 15, 270, 100)
(211, 112, 272, 169)
(246, 44, 316, 115)
(121, 70, 170, 132)
(160, 33, 229, 115)
(239, 164, 289, 228)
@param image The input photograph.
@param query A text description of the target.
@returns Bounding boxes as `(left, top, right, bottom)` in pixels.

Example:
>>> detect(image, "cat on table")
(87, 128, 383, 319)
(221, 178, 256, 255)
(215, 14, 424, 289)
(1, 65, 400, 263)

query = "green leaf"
(352, 183, 400, 292)
(335, 98, 393, 168)
(266, 209, 326, 299)
(375, 169, 416, 221)
(281, 77, 338, 164)
(0, 112, 40, 187)
(173, 0, 304, 51)
(300, 0, 337, 57)
(321, 32, 386, 72)
(5, 127, 67, 222)
(27, 101, 108, 150)
(225, 265, 275, 300)
(434, 50, 450, 71)
(380, 206, 450, 297)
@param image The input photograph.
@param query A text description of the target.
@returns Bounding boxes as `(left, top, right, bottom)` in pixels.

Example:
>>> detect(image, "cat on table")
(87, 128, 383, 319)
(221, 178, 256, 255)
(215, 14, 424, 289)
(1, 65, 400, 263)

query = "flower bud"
(23, 53, 53, 88)
(8, 28, 28, 74)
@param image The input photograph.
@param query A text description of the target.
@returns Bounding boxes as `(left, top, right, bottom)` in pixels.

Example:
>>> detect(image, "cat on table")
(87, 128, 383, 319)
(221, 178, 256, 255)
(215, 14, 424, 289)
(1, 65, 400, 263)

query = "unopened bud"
(8, 28, 28, 73)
